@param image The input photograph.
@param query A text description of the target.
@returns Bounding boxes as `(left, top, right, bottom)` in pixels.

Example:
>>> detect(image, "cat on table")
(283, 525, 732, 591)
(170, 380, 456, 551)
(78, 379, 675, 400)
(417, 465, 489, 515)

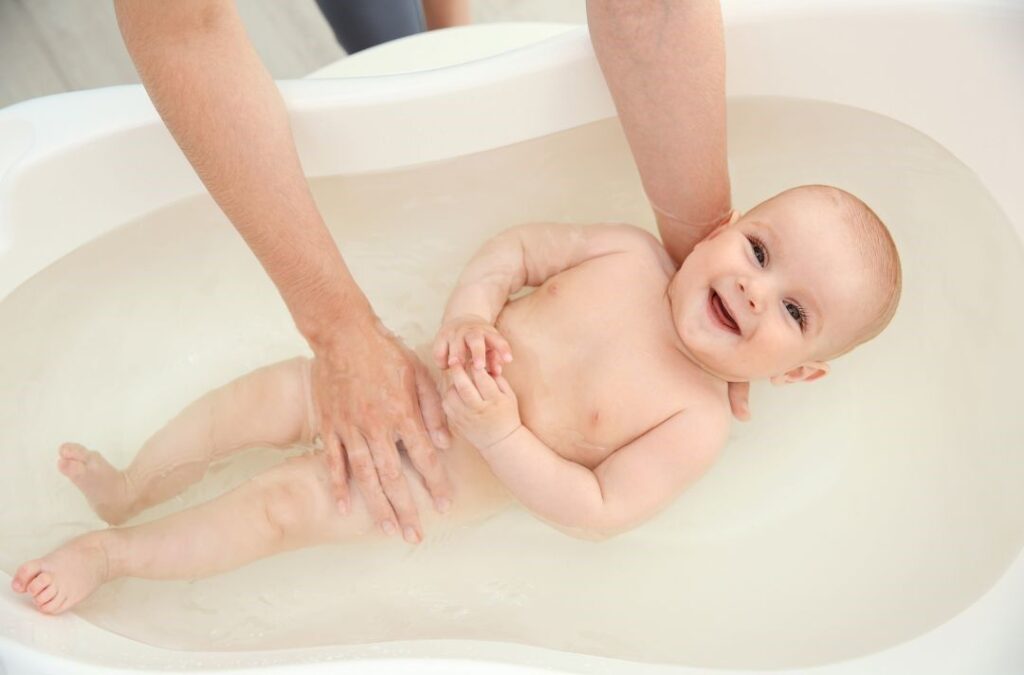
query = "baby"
(11, 183, 900, 615)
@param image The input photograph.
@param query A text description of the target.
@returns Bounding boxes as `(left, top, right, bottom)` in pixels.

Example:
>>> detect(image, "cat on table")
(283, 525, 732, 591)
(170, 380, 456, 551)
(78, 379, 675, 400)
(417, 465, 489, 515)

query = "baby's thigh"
(210, 356, 318, 451)
(253, 452, 379, 546)
(257, 444, 509, 547)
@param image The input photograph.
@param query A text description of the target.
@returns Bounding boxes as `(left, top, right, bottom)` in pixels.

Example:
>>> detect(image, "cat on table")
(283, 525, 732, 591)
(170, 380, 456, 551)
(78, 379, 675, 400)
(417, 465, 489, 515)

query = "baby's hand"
(433, 314, 513, 375)
(442, 364, 521, 450)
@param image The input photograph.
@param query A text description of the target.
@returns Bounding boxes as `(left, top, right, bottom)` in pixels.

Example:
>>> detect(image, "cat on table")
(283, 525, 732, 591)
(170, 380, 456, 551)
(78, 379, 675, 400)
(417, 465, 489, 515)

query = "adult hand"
(311, 316, 453, 545)
(728, 381, 751, 421)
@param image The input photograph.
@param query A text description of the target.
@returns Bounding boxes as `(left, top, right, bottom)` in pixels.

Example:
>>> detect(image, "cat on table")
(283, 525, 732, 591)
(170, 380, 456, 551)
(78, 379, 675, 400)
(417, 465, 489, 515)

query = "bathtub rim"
(2, 2, 1024, 673)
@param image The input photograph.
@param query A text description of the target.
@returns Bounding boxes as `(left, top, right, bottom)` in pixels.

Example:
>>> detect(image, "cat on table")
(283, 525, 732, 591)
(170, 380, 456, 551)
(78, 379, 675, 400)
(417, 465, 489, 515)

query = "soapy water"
(0, 98, 1023, 669)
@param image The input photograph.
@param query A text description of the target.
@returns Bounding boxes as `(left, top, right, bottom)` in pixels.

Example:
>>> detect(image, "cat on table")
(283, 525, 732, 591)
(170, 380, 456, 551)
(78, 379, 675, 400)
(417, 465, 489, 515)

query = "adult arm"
(114, 0, 452, 543)
(586, 0, 733, 265)
(587, 0, 750, 420)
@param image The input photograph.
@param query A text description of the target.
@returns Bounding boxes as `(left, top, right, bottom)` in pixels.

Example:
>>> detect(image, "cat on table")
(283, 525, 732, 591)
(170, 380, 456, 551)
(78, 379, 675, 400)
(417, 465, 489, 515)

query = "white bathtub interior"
(1, 95, 1022, 671)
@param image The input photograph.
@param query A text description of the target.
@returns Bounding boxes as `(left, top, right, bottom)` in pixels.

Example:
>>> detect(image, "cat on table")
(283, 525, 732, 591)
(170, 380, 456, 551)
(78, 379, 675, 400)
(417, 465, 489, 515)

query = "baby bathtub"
(1, 1, 1022, 673)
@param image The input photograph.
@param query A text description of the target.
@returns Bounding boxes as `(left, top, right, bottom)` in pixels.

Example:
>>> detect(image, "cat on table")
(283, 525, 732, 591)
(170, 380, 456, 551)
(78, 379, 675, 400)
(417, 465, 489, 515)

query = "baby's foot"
(57, 443, 135, 525)
(10, 533, 111, 615)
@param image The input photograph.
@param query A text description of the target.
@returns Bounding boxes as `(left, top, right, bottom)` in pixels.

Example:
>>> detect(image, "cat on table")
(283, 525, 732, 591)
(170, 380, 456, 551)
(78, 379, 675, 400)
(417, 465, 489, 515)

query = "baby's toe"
(59, 443, 88, 461)
(34, 584, 58, 606)
(57, 457, 83, 477)
(11, 560, 42, 593)
(26, 572, 51, 596)
(39, 594, 66, 615)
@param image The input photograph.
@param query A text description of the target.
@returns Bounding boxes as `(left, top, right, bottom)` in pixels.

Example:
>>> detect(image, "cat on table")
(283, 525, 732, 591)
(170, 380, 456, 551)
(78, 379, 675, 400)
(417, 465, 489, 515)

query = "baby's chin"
(682, 345, 782, 383)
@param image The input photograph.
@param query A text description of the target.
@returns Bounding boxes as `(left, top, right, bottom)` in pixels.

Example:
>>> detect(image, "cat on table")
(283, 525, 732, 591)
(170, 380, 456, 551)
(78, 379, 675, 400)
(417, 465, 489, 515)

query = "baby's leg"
(13, 452, 357, 614)
(58, 357, 316, 525)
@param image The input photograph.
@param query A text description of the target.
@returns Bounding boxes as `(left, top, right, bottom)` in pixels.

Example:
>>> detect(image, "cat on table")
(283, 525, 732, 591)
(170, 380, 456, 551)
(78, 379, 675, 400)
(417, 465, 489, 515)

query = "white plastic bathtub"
(1, 1, 1022, 673)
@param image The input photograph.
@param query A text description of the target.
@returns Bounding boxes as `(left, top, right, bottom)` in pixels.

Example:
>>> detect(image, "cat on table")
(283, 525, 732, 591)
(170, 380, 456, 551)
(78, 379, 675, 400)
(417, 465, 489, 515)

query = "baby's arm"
(444, 366, 728, 540)
(588, 0, 733, 264)
(434, 222, 665, 371)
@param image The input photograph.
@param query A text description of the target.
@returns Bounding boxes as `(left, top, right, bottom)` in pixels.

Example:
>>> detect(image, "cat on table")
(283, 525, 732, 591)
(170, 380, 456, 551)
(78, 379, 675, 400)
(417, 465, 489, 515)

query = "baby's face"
(668, 189, 877, 382)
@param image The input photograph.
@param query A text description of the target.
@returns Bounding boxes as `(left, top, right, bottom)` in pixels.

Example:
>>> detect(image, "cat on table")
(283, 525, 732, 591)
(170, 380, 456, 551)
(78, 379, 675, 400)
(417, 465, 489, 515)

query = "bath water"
(1, 98, 1022, 669)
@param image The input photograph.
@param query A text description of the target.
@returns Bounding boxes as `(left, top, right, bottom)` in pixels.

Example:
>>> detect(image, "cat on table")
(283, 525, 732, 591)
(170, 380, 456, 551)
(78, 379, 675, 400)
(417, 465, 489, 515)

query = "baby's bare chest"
(496, 257, 707, 468)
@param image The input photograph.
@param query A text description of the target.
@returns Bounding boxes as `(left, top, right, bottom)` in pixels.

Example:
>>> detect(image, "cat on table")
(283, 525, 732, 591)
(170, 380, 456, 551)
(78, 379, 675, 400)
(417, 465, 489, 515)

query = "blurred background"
(0, 0, 587, 109)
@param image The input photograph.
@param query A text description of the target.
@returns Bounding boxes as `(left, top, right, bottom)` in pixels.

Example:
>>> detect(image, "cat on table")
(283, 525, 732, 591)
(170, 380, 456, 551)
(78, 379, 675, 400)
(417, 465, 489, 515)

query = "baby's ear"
(702, 209, 743, 243)
(770, 361, 829, 386)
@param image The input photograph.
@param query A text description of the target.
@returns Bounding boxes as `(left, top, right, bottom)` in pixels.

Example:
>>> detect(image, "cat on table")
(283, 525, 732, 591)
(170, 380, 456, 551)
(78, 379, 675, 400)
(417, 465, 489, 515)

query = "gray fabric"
(315, 0, 426, 54)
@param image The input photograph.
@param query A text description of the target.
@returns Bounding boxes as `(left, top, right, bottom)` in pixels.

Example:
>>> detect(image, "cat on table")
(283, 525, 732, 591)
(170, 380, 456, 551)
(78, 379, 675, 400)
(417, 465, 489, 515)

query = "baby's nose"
(737, 278, 765, 313)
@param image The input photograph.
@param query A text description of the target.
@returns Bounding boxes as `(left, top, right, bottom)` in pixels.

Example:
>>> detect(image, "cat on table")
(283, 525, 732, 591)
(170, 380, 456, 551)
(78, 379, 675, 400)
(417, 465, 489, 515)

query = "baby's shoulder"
(587, 223, 677, 277)
(665, 372, 732, 448)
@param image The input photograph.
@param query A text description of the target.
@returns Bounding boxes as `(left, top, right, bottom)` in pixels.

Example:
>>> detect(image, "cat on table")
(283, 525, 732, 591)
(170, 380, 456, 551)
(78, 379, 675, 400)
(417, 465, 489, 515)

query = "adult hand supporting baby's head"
(310, 315, 454, 546)
(728, 381, 751, 422)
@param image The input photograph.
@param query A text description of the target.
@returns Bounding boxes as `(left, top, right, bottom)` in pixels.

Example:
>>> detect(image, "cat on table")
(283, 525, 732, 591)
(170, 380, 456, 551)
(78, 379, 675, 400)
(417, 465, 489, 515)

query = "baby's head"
(669, 185, 901, 384)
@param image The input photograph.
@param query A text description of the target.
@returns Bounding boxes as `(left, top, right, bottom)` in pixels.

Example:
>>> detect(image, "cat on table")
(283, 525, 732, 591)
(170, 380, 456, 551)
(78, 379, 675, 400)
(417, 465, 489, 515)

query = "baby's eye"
(747, 236, 767, 267)
(785, 301, 807, 331)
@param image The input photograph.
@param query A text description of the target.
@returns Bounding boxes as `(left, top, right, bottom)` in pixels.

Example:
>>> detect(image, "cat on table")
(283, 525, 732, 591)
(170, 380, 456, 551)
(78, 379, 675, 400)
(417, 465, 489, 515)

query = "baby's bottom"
(10, 357, 509, 614)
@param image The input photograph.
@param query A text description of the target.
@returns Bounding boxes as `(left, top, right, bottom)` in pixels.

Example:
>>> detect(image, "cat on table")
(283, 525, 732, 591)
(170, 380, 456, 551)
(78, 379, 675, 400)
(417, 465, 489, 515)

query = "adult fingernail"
(381, 520, 397, 536)
(404, 526, 420, 544)
(435, 497, 451, 514)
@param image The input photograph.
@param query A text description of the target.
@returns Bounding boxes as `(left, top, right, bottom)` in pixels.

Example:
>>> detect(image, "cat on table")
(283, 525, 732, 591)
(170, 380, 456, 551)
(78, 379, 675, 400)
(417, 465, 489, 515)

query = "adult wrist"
(299, 295, 377, 355)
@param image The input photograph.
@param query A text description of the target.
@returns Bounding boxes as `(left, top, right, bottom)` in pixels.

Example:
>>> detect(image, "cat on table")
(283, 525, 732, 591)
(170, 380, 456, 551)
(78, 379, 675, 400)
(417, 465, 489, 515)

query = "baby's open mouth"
(709, 289, 740, 334)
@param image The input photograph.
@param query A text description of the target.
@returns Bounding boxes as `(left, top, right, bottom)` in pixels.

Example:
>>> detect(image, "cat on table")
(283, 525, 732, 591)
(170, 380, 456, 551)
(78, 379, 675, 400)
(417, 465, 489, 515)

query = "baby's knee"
(256, 463, 327, 541)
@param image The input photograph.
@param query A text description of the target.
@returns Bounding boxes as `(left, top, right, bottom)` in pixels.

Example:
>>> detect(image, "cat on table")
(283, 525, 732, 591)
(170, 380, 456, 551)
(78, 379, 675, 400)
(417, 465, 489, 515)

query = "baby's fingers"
(450, 364, 483, 405)
(447, 337, 468, 367)
(466, 332, 487, 370)
(495, 374, 514, 396)
(432, 336, 450, 369)
(486, 348, 503, 377)
(472, 366, 501, 399)
(486, 333, 513, 364)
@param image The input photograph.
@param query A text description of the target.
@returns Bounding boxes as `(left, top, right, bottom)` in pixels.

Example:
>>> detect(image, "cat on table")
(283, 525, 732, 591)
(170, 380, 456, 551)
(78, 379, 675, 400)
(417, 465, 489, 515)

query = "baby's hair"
(765, 185, 902, 359)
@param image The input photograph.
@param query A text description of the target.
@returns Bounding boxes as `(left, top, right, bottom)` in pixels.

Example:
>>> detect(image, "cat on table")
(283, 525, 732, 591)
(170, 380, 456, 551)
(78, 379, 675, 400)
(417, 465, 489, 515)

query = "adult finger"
(322, 424, 350, 514)
(728, 381, 752, 421)
(472, 365, 501, 399)
(341, 429, 398, 536)
(414, 361, 451, 449)
(466, 332, 487, 370)
(366, 432, 421, 545)
(400, 419, 453, 514)
(450, 365, 483, 405)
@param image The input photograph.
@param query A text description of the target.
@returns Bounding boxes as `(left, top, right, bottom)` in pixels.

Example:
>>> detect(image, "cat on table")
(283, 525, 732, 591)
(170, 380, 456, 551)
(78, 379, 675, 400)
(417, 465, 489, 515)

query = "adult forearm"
(115, 0, 371, 347)
(587, 0, 732, 263)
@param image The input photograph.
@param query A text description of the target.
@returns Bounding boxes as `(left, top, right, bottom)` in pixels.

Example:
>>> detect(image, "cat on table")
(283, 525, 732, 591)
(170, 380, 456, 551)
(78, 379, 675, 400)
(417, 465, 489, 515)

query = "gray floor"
(0, 0, 587, 109)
